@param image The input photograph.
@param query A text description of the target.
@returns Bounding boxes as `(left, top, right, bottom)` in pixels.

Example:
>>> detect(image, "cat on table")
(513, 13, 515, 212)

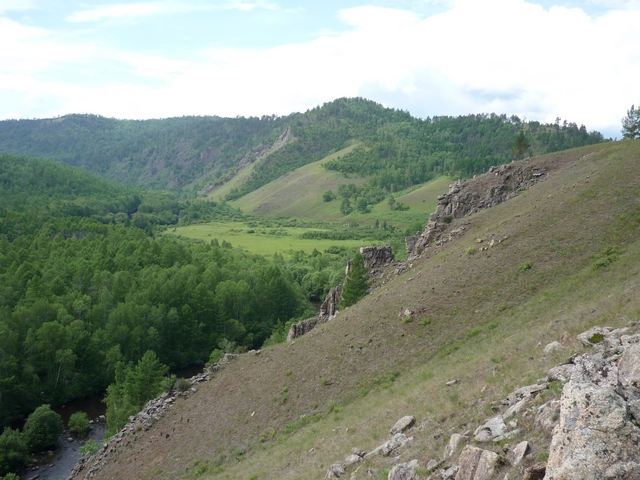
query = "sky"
(1, 0, 639, 138)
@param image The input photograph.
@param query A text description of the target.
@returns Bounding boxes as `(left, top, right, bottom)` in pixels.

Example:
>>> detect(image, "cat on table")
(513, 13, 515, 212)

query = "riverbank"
(22, 421, 106, 480)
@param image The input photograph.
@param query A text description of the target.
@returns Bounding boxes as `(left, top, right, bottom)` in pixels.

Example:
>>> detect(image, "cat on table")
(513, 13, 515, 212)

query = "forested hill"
(0, 98, 607, 198)
(0, 154, 319, 429)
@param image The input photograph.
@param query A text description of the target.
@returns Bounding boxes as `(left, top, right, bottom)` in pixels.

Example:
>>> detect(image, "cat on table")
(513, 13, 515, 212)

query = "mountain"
(0, 99, 607, 199)
(68, 139, 640, 479)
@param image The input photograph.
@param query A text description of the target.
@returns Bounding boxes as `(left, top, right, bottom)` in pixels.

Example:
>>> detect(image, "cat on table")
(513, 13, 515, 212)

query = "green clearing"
(166, 221, 384, 257)
(229, 144, 365, 218)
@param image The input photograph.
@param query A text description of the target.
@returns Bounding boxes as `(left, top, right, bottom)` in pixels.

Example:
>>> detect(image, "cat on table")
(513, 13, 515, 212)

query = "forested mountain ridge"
(0, 98, 607, 199)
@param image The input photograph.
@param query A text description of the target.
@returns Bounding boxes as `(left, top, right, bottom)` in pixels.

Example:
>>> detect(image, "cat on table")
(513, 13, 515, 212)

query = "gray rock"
(576, 326, 611, 348)
(504, 383, 548, 405)
(543, 341, 563, 354)
(360, 245, 394, 269)
(546, 353, 640, 479)
(503, 397, 529, 420)
(533, 399, 560, 434)
(455, 445, 501, 480)
(509, 441, 529, 466)
(444, 433, 468, 458)
(390, 416, 415, 435)
(547, 364, 574, 383)
(387, 459, 419, 480)
(473, 416, 506, 442)
(439, 466, 459, 480)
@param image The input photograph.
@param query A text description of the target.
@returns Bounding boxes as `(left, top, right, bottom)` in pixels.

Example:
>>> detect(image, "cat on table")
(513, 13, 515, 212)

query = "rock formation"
(287, 245, 396, 341)
(360, 244, 394, 269)
(406, 162, 546, 260)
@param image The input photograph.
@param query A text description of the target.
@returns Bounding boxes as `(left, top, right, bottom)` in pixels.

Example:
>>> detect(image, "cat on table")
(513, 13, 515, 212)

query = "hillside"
(0, 98, 606, 198)
(70, 139, 640, 479)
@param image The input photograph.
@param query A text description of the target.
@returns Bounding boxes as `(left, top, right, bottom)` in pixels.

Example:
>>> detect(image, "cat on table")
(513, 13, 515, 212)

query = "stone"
(473, 416, 507, 442)
(426, 459, 440, 472)
(439, 466, 459, 480)
(342, 454, 361, 468)
(320, 285, 343, 318)
(509, 441, 529, 466)
(543, 341, 563, 354)
(533, 399, 560, 434)
(387, 459, 419, 480)
(503, 397, 529, 420)
(547, 364, 574, 383)
(455, 445, 501, 480)
(326, 463, 346, 478)
(545, 353, 640, 479)
(503, 383, 547, 405)
(444, 433, 467, 458)
(390, 416, 415, 435)
(576, 326, 611, 347)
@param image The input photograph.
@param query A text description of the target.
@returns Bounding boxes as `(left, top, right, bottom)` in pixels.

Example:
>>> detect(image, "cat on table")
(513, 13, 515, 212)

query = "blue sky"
(2, 0, 639, 138)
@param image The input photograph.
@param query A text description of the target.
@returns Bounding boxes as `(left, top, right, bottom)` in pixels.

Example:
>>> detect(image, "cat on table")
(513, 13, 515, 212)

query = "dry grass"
(80, 140, 640, 480)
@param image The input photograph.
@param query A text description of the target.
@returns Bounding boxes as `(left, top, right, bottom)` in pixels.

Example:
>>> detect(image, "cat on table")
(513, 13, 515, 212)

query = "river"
(20, 364, 205, 480)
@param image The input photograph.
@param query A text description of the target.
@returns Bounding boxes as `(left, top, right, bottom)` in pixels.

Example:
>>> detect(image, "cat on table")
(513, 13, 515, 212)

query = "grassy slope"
(83, 140, 640, 480)
(229, 144, 364, 219)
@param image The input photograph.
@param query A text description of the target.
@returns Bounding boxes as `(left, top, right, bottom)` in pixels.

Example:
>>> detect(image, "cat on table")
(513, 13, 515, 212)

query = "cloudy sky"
(2, 0, 639, 137)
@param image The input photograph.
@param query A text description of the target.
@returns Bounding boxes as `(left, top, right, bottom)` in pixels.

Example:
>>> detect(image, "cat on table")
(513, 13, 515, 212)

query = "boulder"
(455, 445, 501, 480)
(545, 353, 640, 479)
(320, 285, 343, 317)
(543, 341, 563, 355)
(444, 433, 468, 458)
(533, 399, 560, 434)
(388, 459, 419, 480)
(390, 416, 415, 435)
(473, 416, 507, 442)
(509, 441, 529, 466)
(547, 364, 574, 383)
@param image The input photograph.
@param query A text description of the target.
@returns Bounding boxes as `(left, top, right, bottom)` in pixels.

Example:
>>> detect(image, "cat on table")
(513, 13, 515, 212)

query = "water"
(21, 364, 205, 480)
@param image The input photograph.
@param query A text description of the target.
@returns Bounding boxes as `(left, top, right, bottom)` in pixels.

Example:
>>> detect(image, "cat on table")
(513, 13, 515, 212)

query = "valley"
(0, 98, 628, 480)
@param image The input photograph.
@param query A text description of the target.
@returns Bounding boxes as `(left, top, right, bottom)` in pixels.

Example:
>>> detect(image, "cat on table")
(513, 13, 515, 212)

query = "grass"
(225, 143, 452, 229)
(165, 220, 385, 257)
(82, 140, 640, 480)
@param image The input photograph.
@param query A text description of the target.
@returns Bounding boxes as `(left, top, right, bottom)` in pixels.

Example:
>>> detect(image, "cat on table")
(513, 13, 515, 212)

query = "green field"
(167, 221, 385, 257)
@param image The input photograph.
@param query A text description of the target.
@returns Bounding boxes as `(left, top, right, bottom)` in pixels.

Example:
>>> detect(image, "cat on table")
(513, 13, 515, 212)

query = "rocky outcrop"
(320, 284, 343, 318)
(545, 341, 640, 479)
(360, 245, 394, 269)
(406, 162, 546, 260)
(286, 285, 343, 341)
(288, 245, 397, 341)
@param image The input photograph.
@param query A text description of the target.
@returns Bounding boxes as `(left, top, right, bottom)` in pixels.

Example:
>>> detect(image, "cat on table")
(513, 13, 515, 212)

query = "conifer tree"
(621, 104, 640, 139)
(339, 252, 370, 308)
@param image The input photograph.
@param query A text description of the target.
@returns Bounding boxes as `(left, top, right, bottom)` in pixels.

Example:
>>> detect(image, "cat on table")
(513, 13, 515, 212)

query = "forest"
(0, 155, 353, 432)
(0, 99, 607, 203)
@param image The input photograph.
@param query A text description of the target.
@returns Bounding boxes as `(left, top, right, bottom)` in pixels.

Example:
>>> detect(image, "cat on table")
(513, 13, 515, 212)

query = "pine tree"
(512, 131, 530, 158)
(621, 104, 640, 139)
(339, 252, 370, 308)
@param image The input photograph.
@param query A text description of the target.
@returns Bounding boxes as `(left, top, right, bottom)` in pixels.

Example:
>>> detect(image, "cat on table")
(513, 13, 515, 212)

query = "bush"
(79, 439, 101, 456)
(175, 378, 191, 393)
(0, 428, 28, 476)
(23, 404, 64, 452)
(68, 411, 90, 438)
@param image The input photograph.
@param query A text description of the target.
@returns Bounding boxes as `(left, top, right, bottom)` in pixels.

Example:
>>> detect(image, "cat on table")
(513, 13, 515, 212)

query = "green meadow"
(166, 221, 385, 258)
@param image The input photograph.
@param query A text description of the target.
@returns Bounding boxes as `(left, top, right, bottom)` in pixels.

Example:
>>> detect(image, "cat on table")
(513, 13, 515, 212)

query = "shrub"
(519, 261, 532, 271)
(68, 411, 90, 438)
(23, 404, 64, 452)
(79, 439, 101, 456)
(0, 428, 28, 476)
(175, 378, 191, 393)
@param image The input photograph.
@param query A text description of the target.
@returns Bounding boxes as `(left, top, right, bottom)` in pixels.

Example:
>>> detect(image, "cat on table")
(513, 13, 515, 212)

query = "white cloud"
(2, 0, 640, 137)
